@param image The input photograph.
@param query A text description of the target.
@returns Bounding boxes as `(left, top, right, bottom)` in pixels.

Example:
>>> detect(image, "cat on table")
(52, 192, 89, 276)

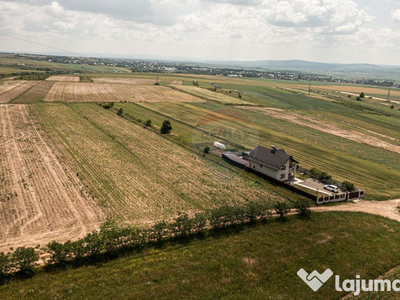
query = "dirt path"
(311, 199, 400, 222)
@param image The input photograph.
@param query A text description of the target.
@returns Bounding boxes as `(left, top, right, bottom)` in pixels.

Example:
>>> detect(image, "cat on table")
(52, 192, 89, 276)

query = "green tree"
(341, 180, 355, 192)
(144, 119, 152, 127)
(11, 247, 39, 274)
(117, 108, 123, 116)
(0, 252, 9, 275)
(160, 120, 172, 134)
(274, 201, 290, 218)
(294, 199, 312, 218)
(204, 146, 210, 154)
(360, 92, 365, 98)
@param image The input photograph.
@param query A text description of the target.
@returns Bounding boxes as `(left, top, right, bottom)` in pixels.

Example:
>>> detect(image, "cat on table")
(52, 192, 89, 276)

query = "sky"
(0, 0, 400, 65)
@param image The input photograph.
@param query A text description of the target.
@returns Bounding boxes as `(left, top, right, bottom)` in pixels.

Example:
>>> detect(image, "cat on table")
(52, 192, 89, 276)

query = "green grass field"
(2, 212, 400, 299)
(116, 100, 400, 200)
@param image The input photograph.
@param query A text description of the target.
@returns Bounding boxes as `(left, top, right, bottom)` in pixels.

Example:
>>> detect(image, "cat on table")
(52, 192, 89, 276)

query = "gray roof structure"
(249, 145, 298, 171)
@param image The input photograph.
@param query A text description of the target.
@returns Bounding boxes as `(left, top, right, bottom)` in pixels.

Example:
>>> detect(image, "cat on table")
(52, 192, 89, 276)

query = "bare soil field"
(0, 81, 39, 103)
(240, 106, 400, 154)
(92, 77, 155, 84)
(43, 83, 205, 102)
(45, 75, 80, 82)
(0, 105, 104, 252)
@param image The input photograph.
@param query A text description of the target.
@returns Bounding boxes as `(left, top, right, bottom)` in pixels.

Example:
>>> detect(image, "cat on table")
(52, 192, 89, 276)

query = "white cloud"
(391, 9, 400, 21)
(0, 0, 399, 64)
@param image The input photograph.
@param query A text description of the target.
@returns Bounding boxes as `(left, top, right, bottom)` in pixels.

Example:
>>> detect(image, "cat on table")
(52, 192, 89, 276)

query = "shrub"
(11, 247, 39, 274)
(0, 252, 9, 275)
(47, 241, 70, 265)
(102, 102, 114, 109)
(341, 180, 355, 192)
(274, 201, 290, 218)
(117, 108, 123, 116)
(309, 168, 331, 183)
(144, 119, 152, 127)
(204, 146, 210, 154)
(360, 92, 365, 98)
(160, 120, 172, 134)
(294, 199, 312, 218)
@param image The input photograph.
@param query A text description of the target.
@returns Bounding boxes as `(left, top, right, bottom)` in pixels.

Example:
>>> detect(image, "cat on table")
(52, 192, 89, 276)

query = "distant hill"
(204, 59, 400, 78)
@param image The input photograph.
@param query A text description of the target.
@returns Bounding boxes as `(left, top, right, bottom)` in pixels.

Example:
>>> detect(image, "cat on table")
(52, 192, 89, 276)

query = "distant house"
(247, 145, 298, 181)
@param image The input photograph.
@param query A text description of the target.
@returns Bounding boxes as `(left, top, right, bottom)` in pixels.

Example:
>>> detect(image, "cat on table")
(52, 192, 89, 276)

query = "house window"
(280, 174, 286, 179)
(253, 166, 255, 169)
(260, 164, 262, 168)
(281, 165, 286, 171)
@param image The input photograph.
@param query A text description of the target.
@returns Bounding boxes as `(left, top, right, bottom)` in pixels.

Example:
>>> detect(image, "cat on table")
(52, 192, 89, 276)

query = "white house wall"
(249, 160, 290, 181)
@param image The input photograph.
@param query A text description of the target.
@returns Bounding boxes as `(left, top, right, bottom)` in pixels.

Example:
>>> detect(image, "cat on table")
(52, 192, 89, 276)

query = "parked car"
(324, 184, 339, 193)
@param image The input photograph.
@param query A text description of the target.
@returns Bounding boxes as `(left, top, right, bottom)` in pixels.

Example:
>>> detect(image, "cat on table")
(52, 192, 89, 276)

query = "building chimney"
(271, 145, 276, 153)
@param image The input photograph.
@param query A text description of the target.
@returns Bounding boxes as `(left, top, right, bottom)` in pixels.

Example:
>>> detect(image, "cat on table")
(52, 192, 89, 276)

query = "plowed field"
(0, 105, 105, 252)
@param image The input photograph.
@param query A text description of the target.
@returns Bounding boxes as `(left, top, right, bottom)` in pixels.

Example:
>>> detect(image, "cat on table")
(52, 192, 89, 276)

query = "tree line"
(0, 199, 311, 283)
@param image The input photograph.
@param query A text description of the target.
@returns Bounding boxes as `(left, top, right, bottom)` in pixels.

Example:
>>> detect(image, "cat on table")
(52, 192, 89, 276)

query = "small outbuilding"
(214, 142, 226, 150)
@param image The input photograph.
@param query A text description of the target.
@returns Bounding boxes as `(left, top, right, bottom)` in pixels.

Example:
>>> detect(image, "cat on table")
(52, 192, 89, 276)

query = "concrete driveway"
(294, 178, 341, 196)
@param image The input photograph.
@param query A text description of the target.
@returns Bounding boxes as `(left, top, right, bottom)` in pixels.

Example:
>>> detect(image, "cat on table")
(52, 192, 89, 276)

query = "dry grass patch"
(174, 86, 253, 105)
(0, 81, 27, 95)
(11, 81, 54, 104)
(44, 83, 205, 103)
(92, 77, 156, 84)
(240, 106, 400, 154)
(45, 75, 80, 82)
(0, 81, 39, 103)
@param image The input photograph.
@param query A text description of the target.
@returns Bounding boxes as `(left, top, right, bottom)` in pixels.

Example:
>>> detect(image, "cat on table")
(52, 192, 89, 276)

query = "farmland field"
(10, 81, 54, 104)
(33, 103, 281, 226)
(92, 77, 155, 84)
(0, 105, 105, 252)
(173, 85, 253, 105)
(0, 81, 27, 95)
(130, 100, 400, 199)
(0, 81, 39, 103)
(45, 75, 80, 82)
(43, 83, 205, 103)
(2, 65, 400, 298)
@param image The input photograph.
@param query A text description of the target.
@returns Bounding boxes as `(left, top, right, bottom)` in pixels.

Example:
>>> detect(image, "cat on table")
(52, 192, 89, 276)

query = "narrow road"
(311, 199, 400, 222)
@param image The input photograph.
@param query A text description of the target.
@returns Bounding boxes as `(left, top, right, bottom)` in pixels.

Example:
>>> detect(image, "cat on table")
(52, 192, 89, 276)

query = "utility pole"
(387, 86, 391, 102)
(308, 80, 311, 95)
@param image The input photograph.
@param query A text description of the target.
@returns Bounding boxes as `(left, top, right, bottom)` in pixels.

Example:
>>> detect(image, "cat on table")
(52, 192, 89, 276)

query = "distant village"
(5, 53, 398, 87)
